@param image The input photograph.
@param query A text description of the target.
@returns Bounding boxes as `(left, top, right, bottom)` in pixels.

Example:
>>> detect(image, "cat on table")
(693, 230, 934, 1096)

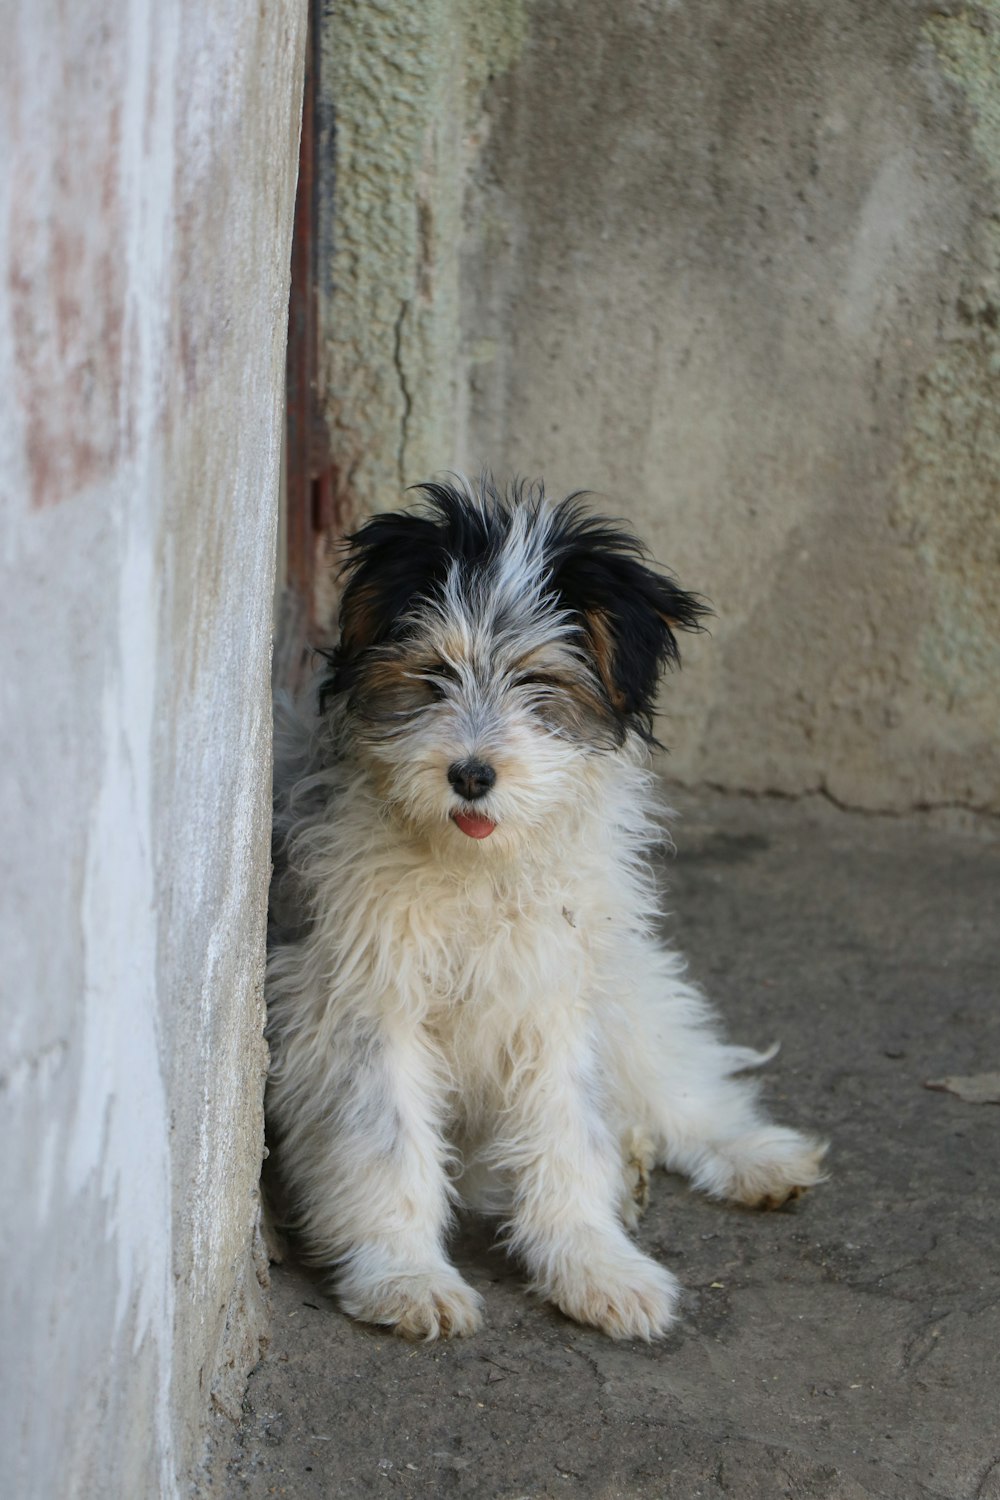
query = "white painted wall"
(0, 3, 306, 1493)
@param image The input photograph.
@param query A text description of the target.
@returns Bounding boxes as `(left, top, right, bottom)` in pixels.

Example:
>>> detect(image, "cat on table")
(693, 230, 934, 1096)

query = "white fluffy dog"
(266, 477, 826, 1342)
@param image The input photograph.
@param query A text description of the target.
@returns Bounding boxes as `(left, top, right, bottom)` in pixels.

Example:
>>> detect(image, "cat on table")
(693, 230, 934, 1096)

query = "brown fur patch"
(757, 1183, 808, 1211)
(583, 609, 627, 713)
(339, 584, 382, 655)
(352, 650, 431, 722)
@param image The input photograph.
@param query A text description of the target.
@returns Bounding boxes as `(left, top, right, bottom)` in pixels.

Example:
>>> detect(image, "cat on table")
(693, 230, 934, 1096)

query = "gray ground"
(223, 791, 999, 1500)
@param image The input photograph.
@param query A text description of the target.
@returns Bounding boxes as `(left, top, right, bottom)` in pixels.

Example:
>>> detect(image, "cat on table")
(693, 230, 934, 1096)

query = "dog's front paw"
(538, 1234, 681, 1341)
(715, 1127, 829, 1210)
(339, 1265, 484, 1341)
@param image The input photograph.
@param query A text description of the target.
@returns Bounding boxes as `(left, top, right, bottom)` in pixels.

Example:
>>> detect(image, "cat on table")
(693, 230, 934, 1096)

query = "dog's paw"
(539, 1236, 681, 1341)
(619, 1126, 656, 1230)
(714, 1127, 829, 1210)
(341, 1267, 484, 1341)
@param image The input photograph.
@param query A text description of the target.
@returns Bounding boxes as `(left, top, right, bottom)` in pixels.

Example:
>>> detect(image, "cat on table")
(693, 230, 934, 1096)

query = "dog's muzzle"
(448, 760, 498, 839)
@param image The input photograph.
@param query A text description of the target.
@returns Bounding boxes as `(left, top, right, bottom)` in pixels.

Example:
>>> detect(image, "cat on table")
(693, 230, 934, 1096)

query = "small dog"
(266, 476, 826, 1341)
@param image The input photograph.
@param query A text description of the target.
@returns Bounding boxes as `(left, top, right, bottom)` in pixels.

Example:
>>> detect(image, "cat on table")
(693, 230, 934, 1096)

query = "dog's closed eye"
(417, 660, 461, 700)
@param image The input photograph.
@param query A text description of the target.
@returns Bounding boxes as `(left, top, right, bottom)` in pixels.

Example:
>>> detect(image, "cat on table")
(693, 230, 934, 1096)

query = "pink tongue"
(452, 811, 497, 839)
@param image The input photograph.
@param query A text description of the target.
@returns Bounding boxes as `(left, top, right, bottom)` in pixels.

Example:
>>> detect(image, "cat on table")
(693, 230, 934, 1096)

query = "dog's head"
(320, 477, 707, 847)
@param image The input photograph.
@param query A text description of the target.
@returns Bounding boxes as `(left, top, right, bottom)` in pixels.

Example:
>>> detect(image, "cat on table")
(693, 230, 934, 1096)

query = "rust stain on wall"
(6, 11, 132, 508)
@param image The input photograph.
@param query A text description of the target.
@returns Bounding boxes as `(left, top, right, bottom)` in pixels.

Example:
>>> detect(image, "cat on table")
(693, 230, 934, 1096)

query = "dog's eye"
(420, 661, 460, 700)
(514, 672, 552, 691)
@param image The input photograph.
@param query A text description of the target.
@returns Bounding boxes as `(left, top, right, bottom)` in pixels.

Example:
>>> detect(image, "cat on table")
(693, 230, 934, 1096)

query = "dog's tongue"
(452, 811, 497, 839)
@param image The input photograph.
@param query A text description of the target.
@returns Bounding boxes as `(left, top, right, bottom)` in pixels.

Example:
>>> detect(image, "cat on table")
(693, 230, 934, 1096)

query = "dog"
(266, 475, 827, 1342)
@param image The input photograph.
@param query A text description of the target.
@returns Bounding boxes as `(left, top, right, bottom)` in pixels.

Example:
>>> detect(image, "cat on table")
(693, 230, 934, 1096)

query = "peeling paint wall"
(0, 3, 305, 1495)
(321, 0, 1000, 813)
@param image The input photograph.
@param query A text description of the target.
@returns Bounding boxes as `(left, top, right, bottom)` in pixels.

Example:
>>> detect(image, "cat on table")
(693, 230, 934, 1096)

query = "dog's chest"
(400, 868, 592, 1015)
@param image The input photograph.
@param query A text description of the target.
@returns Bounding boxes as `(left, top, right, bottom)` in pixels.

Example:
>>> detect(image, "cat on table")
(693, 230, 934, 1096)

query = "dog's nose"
(447, 760, 496, 801)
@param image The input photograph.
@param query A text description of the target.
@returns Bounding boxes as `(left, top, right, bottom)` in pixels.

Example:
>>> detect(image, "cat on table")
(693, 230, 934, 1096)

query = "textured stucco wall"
(458, 0, 1000, 813)
(0, 3, 305, 1495)
(316, 0, 525, 573)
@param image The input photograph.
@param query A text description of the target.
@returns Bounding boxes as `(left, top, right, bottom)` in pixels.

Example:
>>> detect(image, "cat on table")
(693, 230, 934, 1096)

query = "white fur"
(266, 491, 827, 1342)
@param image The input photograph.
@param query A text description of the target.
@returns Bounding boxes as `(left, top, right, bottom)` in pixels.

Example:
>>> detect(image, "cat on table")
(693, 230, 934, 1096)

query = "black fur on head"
(543, 496, 710, 741)
(318, 475, 710, 742)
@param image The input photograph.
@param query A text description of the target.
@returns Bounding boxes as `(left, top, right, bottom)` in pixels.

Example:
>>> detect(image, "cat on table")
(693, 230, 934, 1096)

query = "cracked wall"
(316, 0, 525, 535)
(0, 2, 305, 1494)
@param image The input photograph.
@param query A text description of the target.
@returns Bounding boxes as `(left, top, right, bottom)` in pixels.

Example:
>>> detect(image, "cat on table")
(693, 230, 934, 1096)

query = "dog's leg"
(496, 1012, 681, 1340)
(606, 944, 828, 1209)
(270, 1013, 483, 1341)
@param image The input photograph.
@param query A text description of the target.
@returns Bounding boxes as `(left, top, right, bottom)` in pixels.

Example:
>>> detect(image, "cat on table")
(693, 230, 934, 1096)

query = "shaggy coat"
(266, 478, 826, 1340)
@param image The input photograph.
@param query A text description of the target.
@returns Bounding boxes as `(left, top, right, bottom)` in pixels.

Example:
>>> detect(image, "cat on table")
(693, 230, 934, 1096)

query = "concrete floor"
(223, 790, 999, 1500)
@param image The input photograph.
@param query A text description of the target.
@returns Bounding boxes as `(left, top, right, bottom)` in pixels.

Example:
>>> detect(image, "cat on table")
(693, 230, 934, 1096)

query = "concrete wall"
(314, 0, 526, 628)
(461, 0, 1000, 813)
(322, 0, 1000, 814)
(0, 3, 305, 1495)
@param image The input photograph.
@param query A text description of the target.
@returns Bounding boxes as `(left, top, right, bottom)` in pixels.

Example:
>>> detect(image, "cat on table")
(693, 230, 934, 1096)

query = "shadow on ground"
(222, 791, 1000, 1500)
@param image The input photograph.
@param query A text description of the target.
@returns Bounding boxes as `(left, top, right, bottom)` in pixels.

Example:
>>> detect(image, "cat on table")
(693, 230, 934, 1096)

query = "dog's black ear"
(548, 500, 710, 741)
(318, 509, 450, 705)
